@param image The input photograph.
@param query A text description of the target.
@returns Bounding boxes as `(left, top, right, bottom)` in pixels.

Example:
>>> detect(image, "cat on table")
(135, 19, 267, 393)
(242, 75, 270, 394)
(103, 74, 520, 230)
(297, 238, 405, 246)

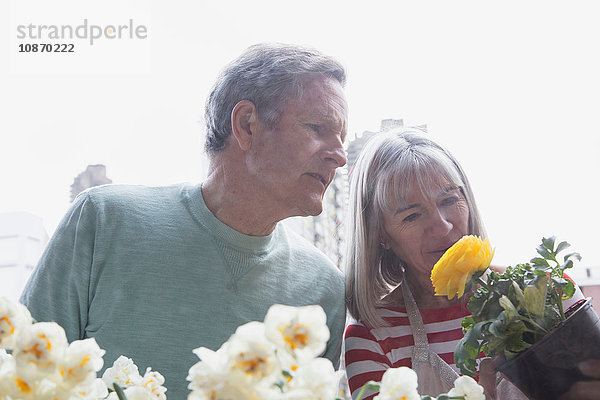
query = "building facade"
(0, 212, 48, 301)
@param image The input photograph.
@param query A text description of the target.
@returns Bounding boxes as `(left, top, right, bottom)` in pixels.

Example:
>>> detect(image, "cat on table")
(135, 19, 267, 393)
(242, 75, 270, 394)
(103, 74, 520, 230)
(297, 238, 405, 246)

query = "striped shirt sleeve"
(344, 321, 391, 400)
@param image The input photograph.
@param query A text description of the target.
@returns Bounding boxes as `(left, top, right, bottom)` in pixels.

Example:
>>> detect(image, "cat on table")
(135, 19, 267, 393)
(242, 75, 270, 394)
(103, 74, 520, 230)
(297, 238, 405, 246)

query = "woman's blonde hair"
(344, 128, 486, 328)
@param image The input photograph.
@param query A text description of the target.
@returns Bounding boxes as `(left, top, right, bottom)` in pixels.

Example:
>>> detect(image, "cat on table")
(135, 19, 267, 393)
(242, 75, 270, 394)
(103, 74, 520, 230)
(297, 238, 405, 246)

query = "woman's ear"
(230, 100, 259, 151)
(379, 240, 391, 250)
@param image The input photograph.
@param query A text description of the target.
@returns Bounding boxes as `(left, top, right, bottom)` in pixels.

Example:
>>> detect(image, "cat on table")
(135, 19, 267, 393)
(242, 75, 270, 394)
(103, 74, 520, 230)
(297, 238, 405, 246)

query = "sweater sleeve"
(344, 322, 391, 400)
(322, 273, 346, 369)
(19, 193, 98, 343)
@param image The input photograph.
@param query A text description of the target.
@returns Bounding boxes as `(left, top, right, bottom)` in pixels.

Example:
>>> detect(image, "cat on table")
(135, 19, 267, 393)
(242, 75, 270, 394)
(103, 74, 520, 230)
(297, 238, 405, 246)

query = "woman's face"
(381, 176, 470, 276)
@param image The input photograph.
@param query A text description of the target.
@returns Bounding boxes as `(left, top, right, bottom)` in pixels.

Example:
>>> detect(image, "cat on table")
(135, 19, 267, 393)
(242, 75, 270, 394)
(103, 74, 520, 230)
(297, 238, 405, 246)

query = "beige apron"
(402, 280, 459, 396)
(402, 281, 529, 399)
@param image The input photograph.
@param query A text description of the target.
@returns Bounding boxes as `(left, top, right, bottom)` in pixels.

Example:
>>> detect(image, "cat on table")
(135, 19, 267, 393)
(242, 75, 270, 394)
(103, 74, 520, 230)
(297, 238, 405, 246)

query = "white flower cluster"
(0, 297, 167, 400)
(187, 304, 341, 400)
(102, 356, 167, 400)
(2, 297, 484, 400)
(0, 297, 106, 399)
(371, 367, 485, 400)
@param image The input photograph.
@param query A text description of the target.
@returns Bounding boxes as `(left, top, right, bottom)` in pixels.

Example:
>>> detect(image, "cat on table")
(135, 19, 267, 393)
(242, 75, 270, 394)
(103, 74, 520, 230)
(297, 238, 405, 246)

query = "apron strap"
(402, 281, 459, 392)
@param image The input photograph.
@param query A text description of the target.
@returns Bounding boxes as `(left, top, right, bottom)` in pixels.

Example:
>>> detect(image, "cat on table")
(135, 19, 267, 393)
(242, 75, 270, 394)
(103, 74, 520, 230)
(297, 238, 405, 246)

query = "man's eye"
(306, 124, 320, 133)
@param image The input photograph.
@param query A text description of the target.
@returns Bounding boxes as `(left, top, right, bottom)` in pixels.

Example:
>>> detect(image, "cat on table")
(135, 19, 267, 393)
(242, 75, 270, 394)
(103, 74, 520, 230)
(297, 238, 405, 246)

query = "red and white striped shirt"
(343, 303, 470, 400)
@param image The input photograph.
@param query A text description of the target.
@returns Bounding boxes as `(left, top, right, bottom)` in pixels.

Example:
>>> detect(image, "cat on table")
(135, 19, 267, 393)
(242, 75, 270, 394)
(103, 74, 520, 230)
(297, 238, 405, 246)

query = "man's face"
(247, 77, 348, 218)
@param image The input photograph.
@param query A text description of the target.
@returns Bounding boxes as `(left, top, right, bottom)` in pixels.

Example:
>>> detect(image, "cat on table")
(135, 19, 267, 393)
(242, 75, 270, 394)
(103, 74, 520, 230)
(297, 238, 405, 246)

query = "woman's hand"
(560, 359, 600, 400)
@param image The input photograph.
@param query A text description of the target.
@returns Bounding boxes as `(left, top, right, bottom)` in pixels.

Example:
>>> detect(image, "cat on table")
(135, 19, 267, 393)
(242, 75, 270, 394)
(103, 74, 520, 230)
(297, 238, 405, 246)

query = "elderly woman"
(343, 129, 530, 399)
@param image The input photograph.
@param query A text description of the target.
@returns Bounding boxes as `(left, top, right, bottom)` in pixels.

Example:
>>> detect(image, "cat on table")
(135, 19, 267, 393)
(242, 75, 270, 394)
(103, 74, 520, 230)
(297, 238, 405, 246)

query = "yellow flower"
(430, 235, 495, 299)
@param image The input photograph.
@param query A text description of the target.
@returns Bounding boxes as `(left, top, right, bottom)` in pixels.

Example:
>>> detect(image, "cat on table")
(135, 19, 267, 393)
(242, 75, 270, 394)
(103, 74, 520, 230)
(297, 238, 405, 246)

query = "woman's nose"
(429, 209, 453, 236)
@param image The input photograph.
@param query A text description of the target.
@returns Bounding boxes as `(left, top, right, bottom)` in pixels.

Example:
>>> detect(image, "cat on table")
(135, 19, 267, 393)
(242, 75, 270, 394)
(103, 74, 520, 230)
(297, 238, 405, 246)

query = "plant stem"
(355, 381, 379, 400)
(522, 315, 549, 334)
(476, 277, 490, 291)
(113, 383, 128, 400)
(555, 291, 565, 321)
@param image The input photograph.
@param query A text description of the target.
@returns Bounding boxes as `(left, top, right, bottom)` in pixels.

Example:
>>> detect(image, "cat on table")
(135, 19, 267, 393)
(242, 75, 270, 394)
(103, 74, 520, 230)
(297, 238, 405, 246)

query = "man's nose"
(322, 140, 347, 168)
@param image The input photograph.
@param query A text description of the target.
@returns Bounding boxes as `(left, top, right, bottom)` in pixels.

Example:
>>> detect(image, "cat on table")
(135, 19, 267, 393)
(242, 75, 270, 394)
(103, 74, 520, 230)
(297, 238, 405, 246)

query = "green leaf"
(462, 315, 475, 331)
(563, 252, 582, 263)
(511, 281, 526, 308)
(530, 257, 549, 267)
(524, 275, 548, 317)
(555, 241, 571, 254)
(553, 277, 575, 300)
(455, 320, 490, 377)
(503, 329, 531, 354)
(542, 236, 556, 252)
(499, 296, 519, 320)
(535, 245, 553, 260)
(563, 260, 574, 271)
(467, 292, 489, 318)
(488, 311, 507, 338)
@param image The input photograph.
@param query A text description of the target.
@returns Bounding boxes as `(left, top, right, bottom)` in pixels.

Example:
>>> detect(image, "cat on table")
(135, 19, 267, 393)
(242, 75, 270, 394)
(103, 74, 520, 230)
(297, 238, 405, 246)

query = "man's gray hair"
(204, 43, 346, 154)
(344, 128, 487, 329)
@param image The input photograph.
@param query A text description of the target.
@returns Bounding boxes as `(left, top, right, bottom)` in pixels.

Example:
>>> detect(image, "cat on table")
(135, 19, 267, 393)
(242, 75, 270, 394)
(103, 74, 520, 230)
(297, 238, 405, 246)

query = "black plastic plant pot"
(497, 298, 600, 399)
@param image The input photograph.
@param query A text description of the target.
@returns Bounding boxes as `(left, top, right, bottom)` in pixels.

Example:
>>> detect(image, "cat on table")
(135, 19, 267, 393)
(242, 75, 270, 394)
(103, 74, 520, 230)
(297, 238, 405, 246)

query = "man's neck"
(201, 161, 284, 237)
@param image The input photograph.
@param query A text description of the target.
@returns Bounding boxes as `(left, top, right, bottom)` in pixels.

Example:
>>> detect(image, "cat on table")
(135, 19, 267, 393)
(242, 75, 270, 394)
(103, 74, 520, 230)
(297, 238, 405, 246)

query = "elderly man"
(20, 43, 348, 399)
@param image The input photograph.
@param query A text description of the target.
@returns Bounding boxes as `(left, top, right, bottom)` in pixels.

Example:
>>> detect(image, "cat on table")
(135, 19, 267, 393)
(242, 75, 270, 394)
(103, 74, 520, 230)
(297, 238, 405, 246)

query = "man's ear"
(231, 100, 259, 151)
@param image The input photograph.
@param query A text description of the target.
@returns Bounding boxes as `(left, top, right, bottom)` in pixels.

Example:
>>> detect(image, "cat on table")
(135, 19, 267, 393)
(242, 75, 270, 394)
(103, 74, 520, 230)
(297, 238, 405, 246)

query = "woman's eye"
(441, 196, 458, 206)
(403, 213, 420, 223)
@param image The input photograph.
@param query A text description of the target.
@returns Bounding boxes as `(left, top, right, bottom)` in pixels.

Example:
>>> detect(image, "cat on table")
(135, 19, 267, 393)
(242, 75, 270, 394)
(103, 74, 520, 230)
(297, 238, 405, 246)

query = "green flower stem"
(521, 315, 549, 334)
(476, 277, 490, 291)
(355, 381, 380, 400)
(555, 291, 565, 320)
(113, 383, 128, 400)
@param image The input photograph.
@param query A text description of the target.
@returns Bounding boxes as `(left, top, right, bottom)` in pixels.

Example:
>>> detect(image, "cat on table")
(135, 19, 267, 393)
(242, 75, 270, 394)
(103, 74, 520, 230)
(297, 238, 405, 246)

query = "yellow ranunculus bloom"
(430, 235, 495, 299)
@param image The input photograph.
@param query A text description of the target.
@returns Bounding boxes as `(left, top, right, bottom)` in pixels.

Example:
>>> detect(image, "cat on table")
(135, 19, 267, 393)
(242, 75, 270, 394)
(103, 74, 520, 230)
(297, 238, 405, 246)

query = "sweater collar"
(184, 184, 278, 252)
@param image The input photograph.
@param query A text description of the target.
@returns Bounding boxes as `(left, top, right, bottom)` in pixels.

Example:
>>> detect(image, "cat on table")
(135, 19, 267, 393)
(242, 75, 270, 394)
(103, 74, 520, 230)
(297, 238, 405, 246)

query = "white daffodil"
(102, 355, 143, 389)
(0, 374, 36, 400)
(187, 382, 273, 400)
(225, 321, 279, 385)
(373, 367, 421, 400)
(58, 338, 106, 388)
(141, 367, 167, 400)
(187, 346, 229, 394)
(69, 377, 109, 400)
(0, 348, 15, 374)
(0, 297, 33, 351)
(264, 304, 329, 362)
(283, 357, 342, 400)
(447, 376, 485, 400)
(14, 321, 68, 376)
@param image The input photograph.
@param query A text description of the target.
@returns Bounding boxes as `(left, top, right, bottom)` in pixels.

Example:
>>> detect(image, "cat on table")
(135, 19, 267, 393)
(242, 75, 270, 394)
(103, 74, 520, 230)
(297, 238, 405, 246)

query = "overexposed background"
(1, 0, 598, 268)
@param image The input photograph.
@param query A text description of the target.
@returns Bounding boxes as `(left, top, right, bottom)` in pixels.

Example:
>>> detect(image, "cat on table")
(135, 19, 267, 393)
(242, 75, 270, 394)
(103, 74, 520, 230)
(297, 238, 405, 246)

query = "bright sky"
(1, 0, 599, 269)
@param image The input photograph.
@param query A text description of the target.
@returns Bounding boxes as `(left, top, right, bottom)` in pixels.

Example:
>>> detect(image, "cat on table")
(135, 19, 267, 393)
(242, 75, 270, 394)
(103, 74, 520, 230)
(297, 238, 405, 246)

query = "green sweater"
(20, 183, 345, 399)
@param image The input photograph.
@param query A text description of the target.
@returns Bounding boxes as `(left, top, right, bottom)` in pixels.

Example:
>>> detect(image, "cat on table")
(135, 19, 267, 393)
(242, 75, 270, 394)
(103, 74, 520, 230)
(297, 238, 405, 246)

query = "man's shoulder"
(76, 183, 189, 208)
(280, 226, 337, 264)
(276, 224, 343, 282)
(80, 183, 186, 198)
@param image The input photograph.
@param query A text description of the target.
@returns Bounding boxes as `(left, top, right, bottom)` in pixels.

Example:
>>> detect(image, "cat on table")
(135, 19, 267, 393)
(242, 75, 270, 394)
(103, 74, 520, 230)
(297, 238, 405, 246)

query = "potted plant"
(430, 235, 600, 399)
